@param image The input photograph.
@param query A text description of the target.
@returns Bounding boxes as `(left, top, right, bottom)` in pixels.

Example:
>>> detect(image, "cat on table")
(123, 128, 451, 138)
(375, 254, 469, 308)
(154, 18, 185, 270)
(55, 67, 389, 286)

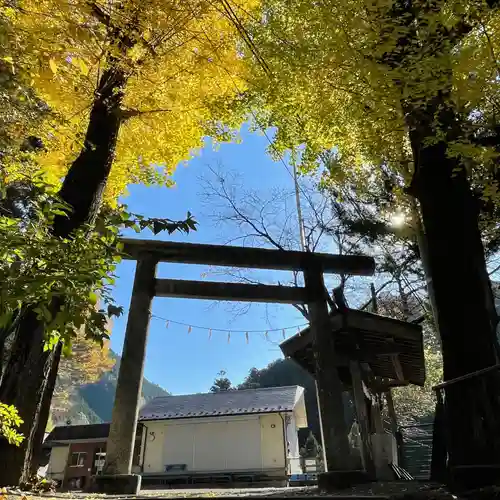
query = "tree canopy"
(246, 0, 500, 187)
(210, 370, 233, 392)
(2, 0, 257, 201)
(242, 0, 500, 478)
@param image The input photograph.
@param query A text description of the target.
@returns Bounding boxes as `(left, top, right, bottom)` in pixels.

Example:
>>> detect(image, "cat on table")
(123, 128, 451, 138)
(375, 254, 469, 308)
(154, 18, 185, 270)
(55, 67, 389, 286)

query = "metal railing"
(287, 457, 323, 476)
(399, 423, 434, 480)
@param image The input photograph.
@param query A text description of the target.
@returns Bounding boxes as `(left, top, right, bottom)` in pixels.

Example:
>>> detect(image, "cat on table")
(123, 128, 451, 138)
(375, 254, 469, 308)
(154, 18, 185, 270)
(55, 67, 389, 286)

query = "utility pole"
(291, 151, 307, 252)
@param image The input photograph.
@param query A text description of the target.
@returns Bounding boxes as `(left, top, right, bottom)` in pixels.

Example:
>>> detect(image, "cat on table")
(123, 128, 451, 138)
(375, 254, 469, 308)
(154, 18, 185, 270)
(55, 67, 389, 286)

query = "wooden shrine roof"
(280, 308, 425, 388)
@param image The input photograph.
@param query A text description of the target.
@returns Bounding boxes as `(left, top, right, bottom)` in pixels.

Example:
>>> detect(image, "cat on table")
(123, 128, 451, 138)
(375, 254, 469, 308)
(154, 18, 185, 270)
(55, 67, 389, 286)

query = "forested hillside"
(78, 351, 168, 422)
(238, 359, 355, 440)
(50, 350, 169, 427)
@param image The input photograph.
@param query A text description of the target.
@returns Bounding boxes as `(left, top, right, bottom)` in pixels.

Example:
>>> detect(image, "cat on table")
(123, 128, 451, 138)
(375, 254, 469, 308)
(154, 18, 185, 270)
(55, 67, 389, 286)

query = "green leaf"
(107, 304, 123, 317)
(41, 305, 52, 322)
(62, 342, 72, 357)
(50, 209, 68, 217)
(89, 292, 98, 305)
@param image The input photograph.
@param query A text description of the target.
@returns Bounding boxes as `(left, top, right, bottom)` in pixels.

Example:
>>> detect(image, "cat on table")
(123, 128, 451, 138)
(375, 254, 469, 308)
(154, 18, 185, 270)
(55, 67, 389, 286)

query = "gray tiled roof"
(139, 385, 304, 421)
(44, 423, 110, 445)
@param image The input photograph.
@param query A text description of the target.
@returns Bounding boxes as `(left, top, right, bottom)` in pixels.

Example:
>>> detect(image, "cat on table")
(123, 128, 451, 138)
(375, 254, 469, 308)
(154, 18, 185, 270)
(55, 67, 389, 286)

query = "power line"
(190, 2, 314, 250)
(187, 10, 349, 309)
(212, 0, 344, 253)
(202, 3, 428, 321)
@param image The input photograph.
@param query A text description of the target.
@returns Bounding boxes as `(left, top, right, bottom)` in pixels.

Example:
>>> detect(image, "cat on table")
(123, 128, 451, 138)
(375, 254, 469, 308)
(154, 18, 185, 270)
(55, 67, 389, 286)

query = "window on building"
(69, 452, 87, 467)
(94, 448, 106, 473)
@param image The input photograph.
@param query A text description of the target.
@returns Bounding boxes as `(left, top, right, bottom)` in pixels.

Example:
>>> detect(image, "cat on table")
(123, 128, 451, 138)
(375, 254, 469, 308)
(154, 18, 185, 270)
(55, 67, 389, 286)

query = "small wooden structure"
(97, 238, 375, 494)
(281, 309, 425, 386)
(280, 304, 425, 481)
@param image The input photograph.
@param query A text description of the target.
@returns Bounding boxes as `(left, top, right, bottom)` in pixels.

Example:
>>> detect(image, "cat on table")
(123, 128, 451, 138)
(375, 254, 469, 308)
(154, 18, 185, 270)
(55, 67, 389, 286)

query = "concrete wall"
(142, 413, 288, 475)
(47, 445, 69, 481)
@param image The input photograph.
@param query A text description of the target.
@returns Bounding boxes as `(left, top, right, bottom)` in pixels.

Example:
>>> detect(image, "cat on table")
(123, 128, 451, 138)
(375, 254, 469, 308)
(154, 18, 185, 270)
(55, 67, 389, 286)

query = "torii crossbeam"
(96, 238, 375, 494)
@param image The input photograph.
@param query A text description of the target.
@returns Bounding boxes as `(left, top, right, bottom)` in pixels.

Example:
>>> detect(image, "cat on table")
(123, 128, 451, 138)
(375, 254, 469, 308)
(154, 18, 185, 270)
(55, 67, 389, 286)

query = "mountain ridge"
(51, 350, 169, 426)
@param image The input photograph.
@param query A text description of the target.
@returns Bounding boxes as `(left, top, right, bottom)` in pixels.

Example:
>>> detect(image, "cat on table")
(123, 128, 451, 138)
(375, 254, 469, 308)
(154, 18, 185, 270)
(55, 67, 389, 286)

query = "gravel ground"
(8, 481, 500, 499)
(2, 482, 449, 499)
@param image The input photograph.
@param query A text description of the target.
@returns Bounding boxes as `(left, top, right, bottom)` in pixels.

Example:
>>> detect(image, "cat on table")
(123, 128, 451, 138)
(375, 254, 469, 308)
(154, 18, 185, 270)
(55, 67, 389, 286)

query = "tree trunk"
(0, 311, 49, 485)
(407, 94, 500, 480)
(0, 310, 22, 381)
(22, 343, 62, 482)
(0, 65, 127, 486)
(53, 66, 126, 237)
(410, 200, 442, 344)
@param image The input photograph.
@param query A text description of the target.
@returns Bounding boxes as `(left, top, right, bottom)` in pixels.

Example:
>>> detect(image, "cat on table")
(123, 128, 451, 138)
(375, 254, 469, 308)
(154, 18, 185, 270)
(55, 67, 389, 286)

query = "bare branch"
(200, 164, 292, 251)
(119, 107, 171, 120)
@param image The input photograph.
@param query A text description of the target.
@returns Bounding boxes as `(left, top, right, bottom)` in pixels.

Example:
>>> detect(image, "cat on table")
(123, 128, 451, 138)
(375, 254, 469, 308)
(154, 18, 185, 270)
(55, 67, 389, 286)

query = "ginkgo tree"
(244, 0, 500, 486)
(3, 0, 254, 209)
(0, 0, 258, 485)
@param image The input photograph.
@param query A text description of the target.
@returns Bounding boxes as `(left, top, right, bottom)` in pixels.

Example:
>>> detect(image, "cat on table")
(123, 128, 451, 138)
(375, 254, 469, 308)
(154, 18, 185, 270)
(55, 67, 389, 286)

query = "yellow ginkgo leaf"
(78, 59, 89, 76)
(49, 58, 57, 74)
(3, 0, 259, 205)
(2, 7, 15, 18)
(2, 56, 14, 74)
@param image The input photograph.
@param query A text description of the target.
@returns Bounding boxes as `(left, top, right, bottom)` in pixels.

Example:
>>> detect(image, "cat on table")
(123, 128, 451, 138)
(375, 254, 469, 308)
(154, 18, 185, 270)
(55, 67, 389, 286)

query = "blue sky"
(110, 125, 310, 395)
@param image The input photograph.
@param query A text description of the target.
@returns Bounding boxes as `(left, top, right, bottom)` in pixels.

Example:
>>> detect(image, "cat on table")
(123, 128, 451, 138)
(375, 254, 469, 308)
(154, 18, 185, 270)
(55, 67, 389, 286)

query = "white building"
(44, 385, 308, 489)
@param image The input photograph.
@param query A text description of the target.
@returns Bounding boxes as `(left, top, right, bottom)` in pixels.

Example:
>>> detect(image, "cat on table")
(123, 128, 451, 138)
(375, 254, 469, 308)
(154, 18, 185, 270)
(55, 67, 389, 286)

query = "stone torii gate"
(95, 238, 375, 494)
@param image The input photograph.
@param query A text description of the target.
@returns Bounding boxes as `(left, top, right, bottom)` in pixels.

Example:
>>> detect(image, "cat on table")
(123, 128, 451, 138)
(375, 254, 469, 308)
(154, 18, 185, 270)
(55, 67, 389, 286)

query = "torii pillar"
(96, 254, 156, 494)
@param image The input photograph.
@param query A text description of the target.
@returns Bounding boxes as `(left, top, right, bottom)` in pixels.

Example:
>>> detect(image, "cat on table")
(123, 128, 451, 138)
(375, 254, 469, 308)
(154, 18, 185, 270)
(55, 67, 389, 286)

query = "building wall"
(46, 427, 144, 488)
(285, 414, 299, 458)
(260, 413, 286, 470)
(46, 445, 69, 481)
(46, 413, 296, 483)
(64, 441, 107, 488)
(142, 420, 165, 473)
(142, 413, 288, 475)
